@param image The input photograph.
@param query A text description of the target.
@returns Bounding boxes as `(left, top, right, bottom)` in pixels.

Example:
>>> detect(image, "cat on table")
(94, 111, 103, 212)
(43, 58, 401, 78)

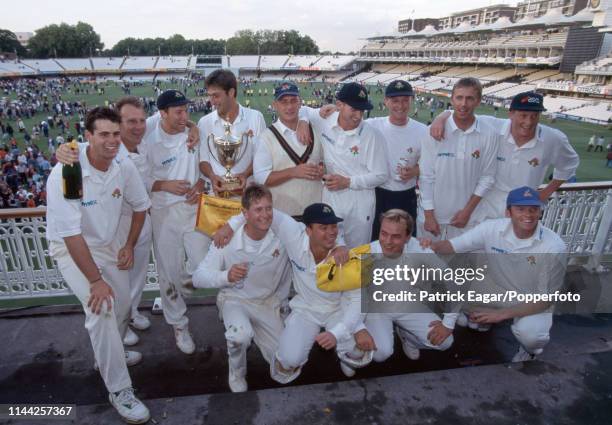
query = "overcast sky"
(1, 0, 515, 53)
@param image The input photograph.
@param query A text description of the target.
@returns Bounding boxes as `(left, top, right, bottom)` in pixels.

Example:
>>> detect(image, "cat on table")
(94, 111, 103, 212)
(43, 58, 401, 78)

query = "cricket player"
(198, 69, 266, 197)
(418, 78, 498, 240)
(427, 186, 568, 362)
(299, 83, 388, 248)
(192, 185, 291, 392)
(429, 91, 579, 219)
(46, 107, 151, 424)
(144, 89, 207, 354)
(217, 202, 375, 383)
(253, 82, 323, 216)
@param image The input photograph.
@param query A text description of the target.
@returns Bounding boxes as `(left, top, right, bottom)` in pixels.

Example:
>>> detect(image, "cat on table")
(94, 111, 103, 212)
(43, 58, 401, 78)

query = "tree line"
(0, 23, 320, 58)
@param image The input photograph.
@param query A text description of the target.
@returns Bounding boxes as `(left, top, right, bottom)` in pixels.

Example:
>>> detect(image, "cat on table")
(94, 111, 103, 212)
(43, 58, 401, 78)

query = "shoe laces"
(115, 388, 138, 407)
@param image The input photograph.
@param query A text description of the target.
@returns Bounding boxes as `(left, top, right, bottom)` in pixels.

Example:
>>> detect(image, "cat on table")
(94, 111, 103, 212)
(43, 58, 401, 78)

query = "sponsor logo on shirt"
(161, 156, 177, 166)
(490, 246, 508, 253)
(496, 156, 506, 162)
(321, 133, 335, 145)
(350, 145, 359, 156)
(406, 147, 413, 154)
(471, 149, 481, 159)
(290, 258, 306, 272)
(437, 152, 455, 158)
(272, 249, 280, 258)
(112, 188, 122, 198)
(528, 157, 540, 167)
(527, 255, 537, 265)
(81, 199, 98, 207)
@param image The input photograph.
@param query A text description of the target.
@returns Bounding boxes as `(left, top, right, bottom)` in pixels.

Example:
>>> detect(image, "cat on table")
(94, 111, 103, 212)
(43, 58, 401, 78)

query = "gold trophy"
(207, 121, 251, 198)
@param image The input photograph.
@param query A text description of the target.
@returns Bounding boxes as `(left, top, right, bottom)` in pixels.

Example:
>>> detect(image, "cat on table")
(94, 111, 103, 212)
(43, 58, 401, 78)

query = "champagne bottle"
(62, 141, 83, 200)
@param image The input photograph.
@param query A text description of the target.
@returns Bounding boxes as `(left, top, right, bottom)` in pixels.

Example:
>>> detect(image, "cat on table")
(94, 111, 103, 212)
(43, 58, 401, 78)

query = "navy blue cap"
(336, 83, 373, 111)
(385, 80, 414, 97)
(506, 186, 543, 208)
(301, 203, 344, 225)
(157, 89, 191, 110)
(274, 82, 300, 100)
(509, 91, 546, 112)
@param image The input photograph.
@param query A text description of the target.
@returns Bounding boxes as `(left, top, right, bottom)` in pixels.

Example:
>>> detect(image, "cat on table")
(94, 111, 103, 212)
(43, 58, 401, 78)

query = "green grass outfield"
(4, 79, 612, 181)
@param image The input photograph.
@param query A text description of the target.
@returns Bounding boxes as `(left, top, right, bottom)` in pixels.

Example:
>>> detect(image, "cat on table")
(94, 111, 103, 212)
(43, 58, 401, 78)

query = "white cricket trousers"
(150, 202, 210, 328)
(511, 312, 552, 354)
(117, 212, 152, 319)
(323, 188, 375, 248)
(365, 312, 453, 363)
(51, 242, 132, 393)
(219, 296, 284, 379)
(272, 309, 366, 384)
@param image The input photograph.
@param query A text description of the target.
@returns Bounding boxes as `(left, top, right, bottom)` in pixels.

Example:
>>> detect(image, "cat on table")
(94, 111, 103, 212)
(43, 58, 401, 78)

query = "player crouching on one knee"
(215, 199, 376, 383)
(423, 186, 568, 362)
(352, 209, 456, 376)
(192, 185, 291, 392)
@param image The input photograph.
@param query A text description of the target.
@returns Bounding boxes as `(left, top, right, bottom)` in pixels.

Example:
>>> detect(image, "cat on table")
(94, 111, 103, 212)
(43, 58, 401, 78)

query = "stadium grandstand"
(352, 1, 612, 123)
(2, 3, 612, 123)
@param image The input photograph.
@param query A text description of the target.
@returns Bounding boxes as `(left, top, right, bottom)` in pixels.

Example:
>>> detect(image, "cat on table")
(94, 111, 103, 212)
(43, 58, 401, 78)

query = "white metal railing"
(1, 182, 611, 300)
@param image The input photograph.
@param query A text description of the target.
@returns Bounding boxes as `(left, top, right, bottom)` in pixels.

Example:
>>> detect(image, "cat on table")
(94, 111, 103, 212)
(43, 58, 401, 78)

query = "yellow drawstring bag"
(316, 244, 373, 292)
(195, 194, 242, 236)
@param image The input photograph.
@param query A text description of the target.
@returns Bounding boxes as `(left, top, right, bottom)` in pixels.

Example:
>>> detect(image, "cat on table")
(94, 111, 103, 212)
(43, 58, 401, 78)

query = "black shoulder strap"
(268, 123, 314, 166)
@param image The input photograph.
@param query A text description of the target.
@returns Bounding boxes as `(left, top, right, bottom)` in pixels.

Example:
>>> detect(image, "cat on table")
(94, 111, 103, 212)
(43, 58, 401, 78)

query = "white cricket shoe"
(174, 326, 195, 354)
(130, 313, 151, 331)
(109, 387, 150, 424)
(340, 362, 356, 378)
(228, 368, 248, 392)
(512, 346, 537, 363)
(401, 337, 420, 360)
(95, 351, 142, 371)
(123, 327, 139, 346)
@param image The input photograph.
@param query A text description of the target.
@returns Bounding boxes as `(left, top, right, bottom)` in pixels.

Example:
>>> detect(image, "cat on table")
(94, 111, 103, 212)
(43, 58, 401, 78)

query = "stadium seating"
(91, 57, 123, 71)
(489, 84, 537, 99)
(122, 56, 157, 71)
(0, 60, 36, 75)
(20, 59, 63, 73)
(260, 56, 289, 69)
(155, 56, 190, 70)
(563, 102, 612, 122)
(57, 58, 92, 71)
(542, 96, 591, 113)
(229, 56, 260, 69)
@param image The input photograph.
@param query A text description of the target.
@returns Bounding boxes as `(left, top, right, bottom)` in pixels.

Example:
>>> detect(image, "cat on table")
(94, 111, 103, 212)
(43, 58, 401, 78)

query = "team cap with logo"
(301, 203, 344, 225)
(336, 83, 373, 111)
(506, 186, 543, 208)
(156, 89, 191, 110)
(274, 82, 300, 100)
(509, 91, 546, 112)
(385, 80, 415, 97)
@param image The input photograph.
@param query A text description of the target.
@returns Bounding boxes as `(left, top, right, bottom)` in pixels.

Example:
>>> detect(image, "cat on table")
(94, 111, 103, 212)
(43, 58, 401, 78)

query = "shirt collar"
(234, 223, 275, 256)
(79, 145, 119, 180)
(213, 104, 245, 126)
(332, 112, 364, 136)
(274, 119, 297, 135)
(500, 219, 544, 248)
(504, 122, 542, 149)
(448, 114, 480, 135)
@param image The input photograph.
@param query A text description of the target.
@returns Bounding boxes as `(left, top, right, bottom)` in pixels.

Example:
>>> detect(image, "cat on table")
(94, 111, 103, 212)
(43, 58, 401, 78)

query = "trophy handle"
(235, 133, 251, 165)
(206, 133, 221, 165)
